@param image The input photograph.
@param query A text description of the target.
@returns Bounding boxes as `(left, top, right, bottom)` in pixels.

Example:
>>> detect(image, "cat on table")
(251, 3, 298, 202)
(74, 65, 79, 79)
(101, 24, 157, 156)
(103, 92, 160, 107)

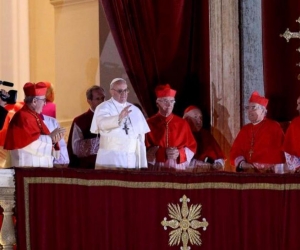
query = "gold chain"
(165, 115, 174, 147)
(27, 109, 46, 134)
(249, 120, 265, 160)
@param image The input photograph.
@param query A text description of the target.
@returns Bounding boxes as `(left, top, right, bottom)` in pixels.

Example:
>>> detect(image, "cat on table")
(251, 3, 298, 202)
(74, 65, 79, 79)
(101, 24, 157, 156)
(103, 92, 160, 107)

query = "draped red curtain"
(262, 0, 300, 122)
(100, 0, 210, 122)
(15, 168, 300, 250)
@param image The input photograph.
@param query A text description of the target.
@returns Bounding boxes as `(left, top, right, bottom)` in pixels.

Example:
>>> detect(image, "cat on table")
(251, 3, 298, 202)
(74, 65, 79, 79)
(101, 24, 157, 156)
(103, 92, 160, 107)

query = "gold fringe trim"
(24, 177, 300, 190)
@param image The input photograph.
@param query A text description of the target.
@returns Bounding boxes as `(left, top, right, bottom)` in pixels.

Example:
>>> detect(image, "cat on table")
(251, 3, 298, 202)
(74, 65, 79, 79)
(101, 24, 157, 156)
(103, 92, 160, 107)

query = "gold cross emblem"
(280, 17, 300, 42)
(161, 195, 209, 249)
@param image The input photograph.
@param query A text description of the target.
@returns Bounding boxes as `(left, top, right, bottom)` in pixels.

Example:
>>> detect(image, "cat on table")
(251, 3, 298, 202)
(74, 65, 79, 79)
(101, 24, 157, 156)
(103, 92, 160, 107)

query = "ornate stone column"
(240, 0, 264, 124)
(0, 169, 15, 250)
(209, 0, 240, 171)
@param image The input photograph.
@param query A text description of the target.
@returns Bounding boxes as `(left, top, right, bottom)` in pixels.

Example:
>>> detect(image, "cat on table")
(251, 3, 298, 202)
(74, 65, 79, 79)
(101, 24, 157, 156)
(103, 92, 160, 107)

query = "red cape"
(146, 113, 197, 163)
(230, 119, 285, 165)
(283, 116, 300, 156)
(193, 128, 225, 161)
(4, 105, 50, 150)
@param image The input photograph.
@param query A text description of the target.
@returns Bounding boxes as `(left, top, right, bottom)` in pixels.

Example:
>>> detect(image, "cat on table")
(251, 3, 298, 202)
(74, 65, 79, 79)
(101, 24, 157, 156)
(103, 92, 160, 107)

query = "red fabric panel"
(100, 0, 210, 121)
(146, 113, 197, 163)
(14, 168, 300, 250)
(4, 105, 50, 150)
(262, 0, 300, 122)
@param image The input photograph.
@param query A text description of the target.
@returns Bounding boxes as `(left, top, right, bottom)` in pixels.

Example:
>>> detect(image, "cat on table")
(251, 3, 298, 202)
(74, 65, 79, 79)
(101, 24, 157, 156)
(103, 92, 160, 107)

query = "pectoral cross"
(123, 120, 129, 135)
(249, 149, 253, 160)
(249, 135, 254, 160)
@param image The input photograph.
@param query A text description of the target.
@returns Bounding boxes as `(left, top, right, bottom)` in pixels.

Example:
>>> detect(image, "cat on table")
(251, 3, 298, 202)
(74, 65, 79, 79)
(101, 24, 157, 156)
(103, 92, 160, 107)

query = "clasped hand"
(166, 147, 179, 160)
(212, 162, 223, 170)
(50, 127, 66, 144)
(241, 162, 254, 170)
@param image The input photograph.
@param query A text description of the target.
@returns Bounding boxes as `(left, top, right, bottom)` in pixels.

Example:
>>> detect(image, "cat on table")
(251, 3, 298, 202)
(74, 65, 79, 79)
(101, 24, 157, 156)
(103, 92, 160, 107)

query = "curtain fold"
(100, 0, 210, 120)
(262, 0, 300, 122)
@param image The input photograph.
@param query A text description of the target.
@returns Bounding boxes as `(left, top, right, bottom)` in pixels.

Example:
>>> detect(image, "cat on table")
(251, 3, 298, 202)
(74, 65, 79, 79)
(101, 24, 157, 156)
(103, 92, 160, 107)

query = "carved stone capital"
(0, 169, 15, 188)
(0, 188, 15, 201)
(0, 200, 15, 212)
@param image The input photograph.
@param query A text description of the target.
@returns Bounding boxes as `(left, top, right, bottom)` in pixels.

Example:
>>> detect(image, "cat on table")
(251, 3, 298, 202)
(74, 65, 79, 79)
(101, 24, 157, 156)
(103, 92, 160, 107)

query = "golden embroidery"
(160, 115, 174, 147)
(161, 195, 208, 249)
(249, 120, 265, 160)
(24, 177, 300, 190)
(27, 109, 46, 134)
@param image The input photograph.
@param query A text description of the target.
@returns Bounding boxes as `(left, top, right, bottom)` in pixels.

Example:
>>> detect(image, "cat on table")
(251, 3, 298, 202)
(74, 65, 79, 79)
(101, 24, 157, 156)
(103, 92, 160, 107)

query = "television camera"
(0, 81, 17, 104)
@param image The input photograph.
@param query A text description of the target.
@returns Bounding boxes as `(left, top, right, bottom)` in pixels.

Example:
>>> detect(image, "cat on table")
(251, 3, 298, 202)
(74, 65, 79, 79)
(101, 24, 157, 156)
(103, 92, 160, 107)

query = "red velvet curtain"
(100, 0, 210, 122)
(262, 0, 300, 122)
(15, 167, 300, 250)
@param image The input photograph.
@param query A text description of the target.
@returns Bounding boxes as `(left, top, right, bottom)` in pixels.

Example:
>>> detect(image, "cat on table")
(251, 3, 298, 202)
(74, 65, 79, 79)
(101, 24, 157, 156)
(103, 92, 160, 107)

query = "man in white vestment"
(90, 78, 150, 169)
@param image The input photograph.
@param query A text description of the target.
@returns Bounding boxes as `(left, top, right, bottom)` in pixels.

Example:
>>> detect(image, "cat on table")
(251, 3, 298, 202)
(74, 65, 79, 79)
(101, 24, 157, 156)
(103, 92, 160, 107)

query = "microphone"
(0, 81, 14, 87)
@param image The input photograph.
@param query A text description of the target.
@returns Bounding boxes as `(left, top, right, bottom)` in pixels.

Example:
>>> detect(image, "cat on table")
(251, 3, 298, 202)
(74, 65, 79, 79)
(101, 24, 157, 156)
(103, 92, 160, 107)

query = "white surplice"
(43, 115, 69, 165)
(7, 115, 69, 168)
(90, 98, 150, 169)
(8, 135, 54, 168)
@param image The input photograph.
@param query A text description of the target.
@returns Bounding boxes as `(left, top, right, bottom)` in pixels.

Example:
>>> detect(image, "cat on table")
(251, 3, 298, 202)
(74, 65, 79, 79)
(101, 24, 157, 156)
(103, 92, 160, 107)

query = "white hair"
(252, 103, 267, 115)
(110, 78, 126, 89)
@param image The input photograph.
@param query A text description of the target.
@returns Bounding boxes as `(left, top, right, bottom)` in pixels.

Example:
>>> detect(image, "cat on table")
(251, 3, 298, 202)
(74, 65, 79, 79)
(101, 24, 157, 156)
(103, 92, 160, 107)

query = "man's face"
(110, 81, 129, 104)
(246, 102, 265, 123)
(88, 89, 105, 111)
(296, 97, 300, 115)
(156, 97, 175, 117)
(185, 109, 203, 132)
(33, 96, 46, 114)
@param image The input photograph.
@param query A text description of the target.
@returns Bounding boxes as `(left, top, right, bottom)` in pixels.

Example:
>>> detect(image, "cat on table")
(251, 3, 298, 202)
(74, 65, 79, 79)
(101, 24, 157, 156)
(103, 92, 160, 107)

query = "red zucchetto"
(155, 84, 176, 98)
(184, 105, 199, 115)
(249, 91, 268, 107)
(23, 82, 47, 97)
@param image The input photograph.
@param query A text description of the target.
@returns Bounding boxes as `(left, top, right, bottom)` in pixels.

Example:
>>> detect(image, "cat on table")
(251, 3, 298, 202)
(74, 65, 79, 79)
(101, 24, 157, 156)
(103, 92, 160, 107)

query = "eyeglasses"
(112, 88, 129, 94)
(157, 99, 176, 105)
(35, 97, 46, 103)
(245, 105, 260, 111)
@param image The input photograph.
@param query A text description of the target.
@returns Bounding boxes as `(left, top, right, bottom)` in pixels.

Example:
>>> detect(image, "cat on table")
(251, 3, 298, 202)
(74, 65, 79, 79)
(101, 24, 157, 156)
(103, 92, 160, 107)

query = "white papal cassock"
(90, 98, 150, 169)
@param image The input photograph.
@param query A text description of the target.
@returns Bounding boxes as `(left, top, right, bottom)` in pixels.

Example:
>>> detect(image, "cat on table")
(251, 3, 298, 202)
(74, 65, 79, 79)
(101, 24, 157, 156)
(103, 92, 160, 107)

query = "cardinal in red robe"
(146, 84, 196, 170)
(283, 115, 300, 173)
(230, 91, 285, 173)
(4, 82, 65, 167)
(183, 105, 225, 172)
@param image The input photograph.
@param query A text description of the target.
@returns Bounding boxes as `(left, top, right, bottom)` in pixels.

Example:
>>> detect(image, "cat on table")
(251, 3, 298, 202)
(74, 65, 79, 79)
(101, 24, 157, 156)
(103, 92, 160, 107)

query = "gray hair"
(24, 96, 35, 104)
(256, 103, 267, 115)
